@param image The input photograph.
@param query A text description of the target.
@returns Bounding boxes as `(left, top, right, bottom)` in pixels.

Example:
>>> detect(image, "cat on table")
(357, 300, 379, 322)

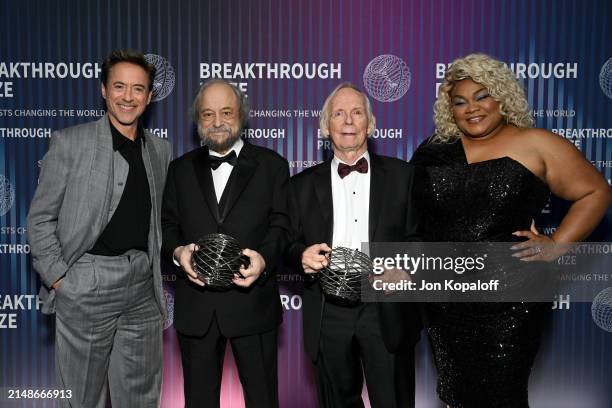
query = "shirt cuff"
(172, 250, 181, 267)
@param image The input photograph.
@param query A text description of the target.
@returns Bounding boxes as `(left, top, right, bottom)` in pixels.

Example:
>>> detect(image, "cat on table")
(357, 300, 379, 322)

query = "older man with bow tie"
(286, 83, 422, 408)
(162, 79, 290, 408)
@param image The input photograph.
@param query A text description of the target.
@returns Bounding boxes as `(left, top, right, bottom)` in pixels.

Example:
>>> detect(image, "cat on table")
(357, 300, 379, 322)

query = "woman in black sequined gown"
(412, 54, 611, 407)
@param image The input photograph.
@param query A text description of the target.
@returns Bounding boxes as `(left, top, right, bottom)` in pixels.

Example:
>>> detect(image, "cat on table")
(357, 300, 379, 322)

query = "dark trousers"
(177, 315, 279, 408)
(314, 302, 415, 408)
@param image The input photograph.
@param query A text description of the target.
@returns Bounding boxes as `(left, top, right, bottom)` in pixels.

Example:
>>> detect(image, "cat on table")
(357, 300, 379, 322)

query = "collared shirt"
(331, 151, 370, 252)
(89, 119, 151, 255)
(210, 138, 244, 202)
(171, 139, 244, 267)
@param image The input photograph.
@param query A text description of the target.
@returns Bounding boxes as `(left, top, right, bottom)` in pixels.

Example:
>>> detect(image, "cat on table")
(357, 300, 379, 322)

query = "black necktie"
(337, 157, 369, 179)
(209, 151, 238, 170)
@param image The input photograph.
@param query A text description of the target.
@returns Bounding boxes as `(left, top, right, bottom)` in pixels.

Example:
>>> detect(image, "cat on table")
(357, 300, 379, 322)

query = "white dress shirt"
(210, 138, 244, 202)
(330, 151, 370, 253)
(172, 138, 245, 266)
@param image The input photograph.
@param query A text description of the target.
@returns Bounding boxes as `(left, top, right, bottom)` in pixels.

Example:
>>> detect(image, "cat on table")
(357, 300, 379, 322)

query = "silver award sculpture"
(320, 247, 372, 304)
(191, 233, 248, 290)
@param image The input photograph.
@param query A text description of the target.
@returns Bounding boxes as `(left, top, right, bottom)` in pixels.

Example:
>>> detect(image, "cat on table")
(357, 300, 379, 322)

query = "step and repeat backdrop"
(1, 0, 611, 407)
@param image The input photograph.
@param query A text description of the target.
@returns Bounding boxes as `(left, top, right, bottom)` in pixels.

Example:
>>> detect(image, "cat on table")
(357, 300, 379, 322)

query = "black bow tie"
(209, 151, 238, 170)
(337, 157, 369, 179)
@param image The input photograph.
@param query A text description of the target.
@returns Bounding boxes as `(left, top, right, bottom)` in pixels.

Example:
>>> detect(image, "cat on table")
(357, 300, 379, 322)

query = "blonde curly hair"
(432, 54, 533, 143)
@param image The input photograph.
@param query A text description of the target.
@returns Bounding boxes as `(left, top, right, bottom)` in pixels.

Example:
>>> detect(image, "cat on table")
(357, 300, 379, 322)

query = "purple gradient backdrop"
(1, 1, 611, 407)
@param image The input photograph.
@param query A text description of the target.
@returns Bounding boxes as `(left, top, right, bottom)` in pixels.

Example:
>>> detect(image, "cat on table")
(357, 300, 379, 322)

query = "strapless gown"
(411, 139, 552, 408)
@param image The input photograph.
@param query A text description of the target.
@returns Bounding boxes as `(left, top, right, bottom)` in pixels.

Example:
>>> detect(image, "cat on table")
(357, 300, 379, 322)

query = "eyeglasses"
(199, 110, 237, 122)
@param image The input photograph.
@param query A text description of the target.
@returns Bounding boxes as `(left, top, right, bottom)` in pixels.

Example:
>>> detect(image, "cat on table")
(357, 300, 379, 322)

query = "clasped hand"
(174, 244, 266, 287)
(301, 243, 331, 274)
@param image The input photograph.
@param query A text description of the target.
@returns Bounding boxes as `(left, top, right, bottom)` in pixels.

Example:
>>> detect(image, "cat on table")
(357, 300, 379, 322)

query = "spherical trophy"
(320, 247, 372, 304)
(191, 233, 248, 290)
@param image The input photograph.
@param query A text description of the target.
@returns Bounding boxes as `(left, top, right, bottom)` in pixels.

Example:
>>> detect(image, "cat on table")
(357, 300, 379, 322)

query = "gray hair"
(190, 79, 250, 127)
(319, 82, 376, 137)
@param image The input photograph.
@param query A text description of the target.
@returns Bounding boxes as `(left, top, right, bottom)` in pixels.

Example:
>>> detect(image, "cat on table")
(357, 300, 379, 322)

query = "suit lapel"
(142, 133, 160, 263)
(141, 133, 160, 209)
(218, 142, 257, 222)
(314, 159, 334, 244)
(191, 146, 221, 222)
(87, 116, 115, 243)
(368, 153, 386, 241)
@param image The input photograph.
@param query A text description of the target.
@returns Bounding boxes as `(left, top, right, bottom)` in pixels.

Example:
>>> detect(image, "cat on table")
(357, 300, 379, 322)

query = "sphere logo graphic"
(363, 55, 411, 103)
(0, 174, 15, 217)
(591, 287, 612, 332)
(144, 54, 176, 102)
(163, 287, 175, 330)
(600, 58, 612, 99)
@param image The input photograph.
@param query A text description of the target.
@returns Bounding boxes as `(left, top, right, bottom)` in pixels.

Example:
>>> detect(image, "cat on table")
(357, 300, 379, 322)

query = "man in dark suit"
(286, 83, 422, 407)
(162, 79, 289, 408)
(28, 50, 171, 407)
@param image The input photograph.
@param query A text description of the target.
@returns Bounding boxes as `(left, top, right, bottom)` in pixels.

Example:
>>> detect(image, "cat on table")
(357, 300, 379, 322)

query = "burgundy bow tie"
(337, 157, 369, 179)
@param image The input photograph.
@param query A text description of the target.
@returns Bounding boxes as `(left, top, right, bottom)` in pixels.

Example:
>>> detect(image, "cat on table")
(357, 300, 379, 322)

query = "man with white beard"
(161, 79, 290, 407)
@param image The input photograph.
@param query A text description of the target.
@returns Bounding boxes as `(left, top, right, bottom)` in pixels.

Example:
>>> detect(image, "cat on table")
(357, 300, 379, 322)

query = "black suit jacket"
(162, 141, 289, 337)
(286, 152, 422, 361)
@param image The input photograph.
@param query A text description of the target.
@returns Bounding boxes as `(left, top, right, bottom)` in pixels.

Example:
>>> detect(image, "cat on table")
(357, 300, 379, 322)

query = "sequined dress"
(411, 139, 551, 408)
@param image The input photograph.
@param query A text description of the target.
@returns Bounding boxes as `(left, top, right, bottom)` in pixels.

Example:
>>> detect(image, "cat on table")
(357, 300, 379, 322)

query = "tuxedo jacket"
(161, 141, 289, 337)
(27, 115, 171, 316)
(286, 152, 422, 361)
